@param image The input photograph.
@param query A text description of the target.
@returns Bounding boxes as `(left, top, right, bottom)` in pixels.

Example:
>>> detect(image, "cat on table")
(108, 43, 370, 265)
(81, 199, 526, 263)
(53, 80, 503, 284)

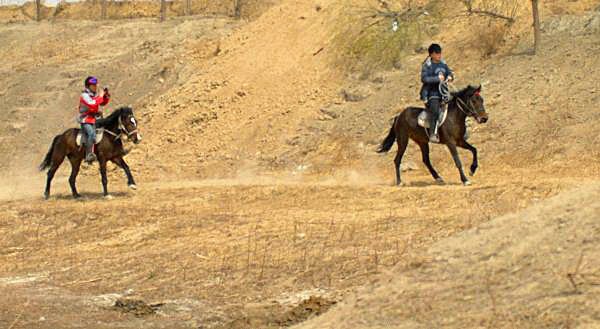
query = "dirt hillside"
(0, 0, 274, 22)
(0, 14, 239, 198)
(127, 0, 600, 182)
(0, 0, 599, 328)
(296, 182, 600, 329)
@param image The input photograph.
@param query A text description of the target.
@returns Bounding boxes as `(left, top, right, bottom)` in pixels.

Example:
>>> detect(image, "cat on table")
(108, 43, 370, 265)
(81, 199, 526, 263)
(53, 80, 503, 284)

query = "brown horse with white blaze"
(39, 106, 141, 199)
(377, 85, 488, 186)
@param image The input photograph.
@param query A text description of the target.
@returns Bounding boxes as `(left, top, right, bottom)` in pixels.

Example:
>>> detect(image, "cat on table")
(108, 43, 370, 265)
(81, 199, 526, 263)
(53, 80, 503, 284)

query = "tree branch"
(465, 9, 515, 24)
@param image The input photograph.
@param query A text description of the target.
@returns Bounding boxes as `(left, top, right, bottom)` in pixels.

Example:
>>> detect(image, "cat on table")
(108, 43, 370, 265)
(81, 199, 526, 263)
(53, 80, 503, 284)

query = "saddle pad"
(418, 107, 448, 129)
(76, 128, 104, 146)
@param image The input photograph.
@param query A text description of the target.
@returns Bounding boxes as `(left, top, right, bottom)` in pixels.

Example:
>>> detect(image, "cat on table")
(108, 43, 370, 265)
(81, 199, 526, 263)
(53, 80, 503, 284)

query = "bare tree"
(460, 0, 517, 24)
(233, 0, 242, 18)
(185, 0, 191, 16)
(531, 0, 541, 54)
(160, 0, 166, 22)
(101, 0, 107, 20)
(35, 0, 41, 21)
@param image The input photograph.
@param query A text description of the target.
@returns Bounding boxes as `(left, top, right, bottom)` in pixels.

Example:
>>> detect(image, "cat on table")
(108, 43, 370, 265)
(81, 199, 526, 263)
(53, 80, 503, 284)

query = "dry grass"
(297, 183, 600, 329)
(0, 176, 565, 327)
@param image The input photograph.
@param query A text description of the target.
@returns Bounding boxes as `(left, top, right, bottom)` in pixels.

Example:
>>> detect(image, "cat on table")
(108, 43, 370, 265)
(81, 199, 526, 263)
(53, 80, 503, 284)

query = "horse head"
(461, 85, 488, 124)
(118, 106, 142, 144)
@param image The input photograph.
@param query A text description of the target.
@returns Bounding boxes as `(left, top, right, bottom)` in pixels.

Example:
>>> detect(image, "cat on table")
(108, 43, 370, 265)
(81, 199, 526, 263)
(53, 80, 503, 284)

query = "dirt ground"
(0, 171, 578, 328)
(297, 182, 600, 329)
(0, 0, 599, 328)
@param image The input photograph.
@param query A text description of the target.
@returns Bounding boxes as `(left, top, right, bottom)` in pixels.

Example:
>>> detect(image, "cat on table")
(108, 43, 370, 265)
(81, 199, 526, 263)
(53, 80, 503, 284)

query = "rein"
(455, 96, 478, 117)
(102, 115, 137, 140)
(442, 81, 478, 118)
(103, 128, 121, 140)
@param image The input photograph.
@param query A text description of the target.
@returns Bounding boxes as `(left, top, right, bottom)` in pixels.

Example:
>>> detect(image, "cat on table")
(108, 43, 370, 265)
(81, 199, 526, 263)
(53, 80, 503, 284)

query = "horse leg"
(44, 157, 64, 200)
(99, 159, 110, 197)
(67, 155, 82, 198)
(418, 142, 443, 183)
(458, 140, 478, 176)
(111, 157, 136, 189)
(394, 131, 409, 186)
(446, 143, 470, 185)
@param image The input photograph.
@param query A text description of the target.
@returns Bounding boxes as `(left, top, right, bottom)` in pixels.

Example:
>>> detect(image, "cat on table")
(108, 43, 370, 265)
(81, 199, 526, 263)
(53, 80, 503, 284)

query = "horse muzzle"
(476, 114, 488, 124)
(132, 132, 142, 144)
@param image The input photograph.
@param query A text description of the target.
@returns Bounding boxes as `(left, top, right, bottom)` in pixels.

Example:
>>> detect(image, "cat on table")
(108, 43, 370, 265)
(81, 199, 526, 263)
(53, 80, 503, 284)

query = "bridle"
(104, 115, 138, 140)
(455, 95, 479, 117)
(441, 81, 481, 118)
(119, 116, 138, 138)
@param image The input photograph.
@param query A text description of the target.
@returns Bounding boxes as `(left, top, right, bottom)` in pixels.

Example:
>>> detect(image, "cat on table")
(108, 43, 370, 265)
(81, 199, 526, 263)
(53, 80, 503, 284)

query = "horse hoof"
(470, 168, 477, 176)
(104, 195, 114, 200)
(435, 178, 445, 185)
(128, 184, 137, 190)
(396, 182, 405, 187)
(44, 193, 49, 200)
(73, 194, 81, 199)
(463, 180, 472, 186)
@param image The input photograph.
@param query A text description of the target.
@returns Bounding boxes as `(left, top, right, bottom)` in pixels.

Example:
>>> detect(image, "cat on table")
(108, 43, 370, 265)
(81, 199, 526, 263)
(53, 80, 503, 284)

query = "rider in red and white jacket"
(79, 76, 110, 163)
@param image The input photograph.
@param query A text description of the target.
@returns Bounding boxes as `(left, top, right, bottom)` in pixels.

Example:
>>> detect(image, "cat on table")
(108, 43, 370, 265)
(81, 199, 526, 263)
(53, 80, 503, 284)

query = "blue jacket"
(419, 57, 454, 101)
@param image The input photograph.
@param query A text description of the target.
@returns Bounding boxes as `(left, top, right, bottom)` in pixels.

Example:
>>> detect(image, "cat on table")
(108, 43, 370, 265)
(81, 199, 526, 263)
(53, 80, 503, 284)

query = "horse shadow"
(407, 180, 462, 187)
(50, 191, 130, 201)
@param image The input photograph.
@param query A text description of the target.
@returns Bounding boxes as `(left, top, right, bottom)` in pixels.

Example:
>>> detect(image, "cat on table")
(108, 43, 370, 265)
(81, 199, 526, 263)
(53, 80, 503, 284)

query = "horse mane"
(451, 85, 479, 100)
(97, 106, 132, 129)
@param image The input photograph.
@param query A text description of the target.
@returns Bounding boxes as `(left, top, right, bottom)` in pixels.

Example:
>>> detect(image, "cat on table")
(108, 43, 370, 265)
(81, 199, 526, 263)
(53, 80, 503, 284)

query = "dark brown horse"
(39, 106, 141, 199)
(377, 85, 488, 186)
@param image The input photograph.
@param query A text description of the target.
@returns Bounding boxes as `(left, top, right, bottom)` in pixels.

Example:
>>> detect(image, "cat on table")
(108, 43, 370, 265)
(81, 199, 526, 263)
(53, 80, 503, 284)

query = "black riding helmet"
(428, 43, 442, 54)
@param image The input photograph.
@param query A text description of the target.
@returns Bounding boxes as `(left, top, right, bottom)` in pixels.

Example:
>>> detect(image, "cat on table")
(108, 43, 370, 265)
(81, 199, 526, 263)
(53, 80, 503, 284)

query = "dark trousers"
(427, 97, 441, 132)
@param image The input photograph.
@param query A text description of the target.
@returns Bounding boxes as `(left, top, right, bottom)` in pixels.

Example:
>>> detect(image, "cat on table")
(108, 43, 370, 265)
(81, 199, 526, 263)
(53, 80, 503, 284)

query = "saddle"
(76, 128, 104, 146)
(417, 105, 448, 129)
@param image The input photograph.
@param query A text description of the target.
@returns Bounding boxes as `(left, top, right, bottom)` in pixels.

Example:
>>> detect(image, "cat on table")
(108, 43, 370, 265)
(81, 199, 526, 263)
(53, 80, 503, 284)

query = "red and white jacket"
(78, 88, 109, 124)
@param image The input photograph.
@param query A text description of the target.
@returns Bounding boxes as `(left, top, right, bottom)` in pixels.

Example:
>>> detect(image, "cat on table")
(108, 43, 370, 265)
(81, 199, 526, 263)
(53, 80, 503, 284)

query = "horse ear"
(476, 84, 482, 92)
(465, 85, 476, 95)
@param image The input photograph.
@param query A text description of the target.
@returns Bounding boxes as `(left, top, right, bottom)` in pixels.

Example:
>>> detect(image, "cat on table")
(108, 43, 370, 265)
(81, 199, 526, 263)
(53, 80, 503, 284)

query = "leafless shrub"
(332, 0, 436, 77)
(460, 0, 520, 25)
(476, 21, 509, 57)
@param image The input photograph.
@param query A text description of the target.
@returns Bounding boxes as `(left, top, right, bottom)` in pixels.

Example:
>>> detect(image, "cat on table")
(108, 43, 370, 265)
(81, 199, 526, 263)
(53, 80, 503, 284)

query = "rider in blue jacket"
(419, 43, 454, 142)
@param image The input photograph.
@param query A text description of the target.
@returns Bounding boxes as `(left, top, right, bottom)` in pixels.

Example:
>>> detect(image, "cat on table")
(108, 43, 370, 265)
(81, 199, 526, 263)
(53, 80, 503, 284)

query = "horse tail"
(377, 116, 398, 153)
(39, 135, 60, 171)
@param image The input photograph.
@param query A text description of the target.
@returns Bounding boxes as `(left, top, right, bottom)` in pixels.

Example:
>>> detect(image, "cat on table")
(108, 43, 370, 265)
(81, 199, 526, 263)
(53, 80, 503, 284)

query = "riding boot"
(429, 124, 440, 143)
(81, 123, 97, 163)
(85, 143, 96, 163)
(427, 98, 441, 143)
(428, 110, 440, 143)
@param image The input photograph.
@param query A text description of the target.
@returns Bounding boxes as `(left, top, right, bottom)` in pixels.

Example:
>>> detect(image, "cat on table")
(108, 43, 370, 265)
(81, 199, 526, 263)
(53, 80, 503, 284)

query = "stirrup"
(430, 124, 440, 142)
(85, 153, 97, 163)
